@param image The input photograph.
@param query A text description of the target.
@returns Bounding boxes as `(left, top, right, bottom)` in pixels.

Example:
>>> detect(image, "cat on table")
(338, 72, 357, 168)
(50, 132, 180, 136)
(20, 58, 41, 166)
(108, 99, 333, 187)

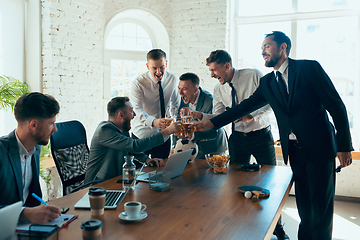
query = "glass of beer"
(182, 122, 196, 138)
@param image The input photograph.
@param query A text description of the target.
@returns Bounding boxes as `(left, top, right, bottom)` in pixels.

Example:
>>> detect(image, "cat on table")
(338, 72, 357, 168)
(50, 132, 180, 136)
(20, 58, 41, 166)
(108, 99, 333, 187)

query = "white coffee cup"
(124, 201, 146, 218)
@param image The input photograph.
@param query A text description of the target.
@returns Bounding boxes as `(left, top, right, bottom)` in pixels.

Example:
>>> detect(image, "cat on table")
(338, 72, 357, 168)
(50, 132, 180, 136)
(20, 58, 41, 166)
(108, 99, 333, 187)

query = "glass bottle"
(122, 155, 136, 191)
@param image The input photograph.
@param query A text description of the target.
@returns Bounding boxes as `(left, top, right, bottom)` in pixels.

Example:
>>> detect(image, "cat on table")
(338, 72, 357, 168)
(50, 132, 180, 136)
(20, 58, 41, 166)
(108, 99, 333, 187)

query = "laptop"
(74, 190, 126, 209)
(137, 148, 193, 182)
(0, 201, 22, 240)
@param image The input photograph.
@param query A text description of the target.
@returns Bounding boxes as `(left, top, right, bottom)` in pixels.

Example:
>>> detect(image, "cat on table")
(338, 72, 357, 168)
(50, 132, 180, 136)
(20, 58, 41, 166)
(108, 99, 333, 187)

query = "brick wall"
(41, 0, 106, 139)
(41, 0, 228, 139)
(168, 0, 227, 92)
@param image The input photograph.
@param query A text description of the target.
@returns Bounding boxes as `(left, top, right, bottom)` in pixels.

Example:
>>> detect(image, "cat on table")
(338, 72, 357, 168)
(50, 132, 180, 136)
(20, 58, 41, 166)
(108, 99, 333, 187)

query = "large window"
(103, 9, 170, 105)
(233, 0, 360, 150)
(105, 22, 152, 99)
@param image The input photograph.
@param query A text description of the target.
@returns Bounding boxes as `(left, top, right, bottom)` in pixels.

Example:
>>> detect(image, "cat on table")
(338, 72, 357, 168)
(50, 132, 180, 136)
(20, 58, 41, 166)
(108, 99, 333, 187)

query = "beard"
(264, 53, 281, 68)
(34, 132, 50, 146)
(123, 119, 131, 132)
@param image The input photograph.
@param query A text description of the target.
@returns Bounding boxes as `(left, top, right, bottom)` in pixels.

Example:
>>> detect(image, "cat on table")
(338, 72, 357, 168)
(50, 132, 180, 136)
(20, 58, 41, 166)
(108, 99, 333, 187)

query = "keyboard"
(105, 190, 126, 208)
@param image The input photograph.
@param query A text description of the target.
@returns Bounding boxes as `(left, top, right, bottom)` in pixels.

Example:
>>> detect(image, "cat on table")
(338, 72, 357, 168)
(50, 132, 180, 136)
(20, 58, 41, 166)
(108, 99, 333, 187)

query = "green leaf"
(0, 75, 30, 111)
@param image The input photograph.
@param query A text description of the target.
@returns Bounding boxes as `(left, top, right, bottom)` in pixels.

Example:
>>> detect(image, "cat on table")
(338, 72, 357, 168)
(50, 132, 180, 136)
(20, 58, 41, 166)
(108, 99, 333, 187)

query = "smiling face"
(147, 58, 167, 82)
(208, 62, 231, 85)
(261, 35, 286, 70)
(121, 102, 136, 132)
(178, 80, 198, 104)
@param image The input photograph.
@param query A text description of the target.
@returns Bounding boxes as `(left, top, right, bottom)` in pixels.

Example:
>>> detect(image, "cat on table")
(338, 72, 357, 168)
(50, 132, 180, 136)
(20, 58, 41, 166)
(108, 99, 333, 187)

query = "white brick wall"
(169, 0, 227, 93)
(41, 0, 228, 139)
(41, 0, 106, 139)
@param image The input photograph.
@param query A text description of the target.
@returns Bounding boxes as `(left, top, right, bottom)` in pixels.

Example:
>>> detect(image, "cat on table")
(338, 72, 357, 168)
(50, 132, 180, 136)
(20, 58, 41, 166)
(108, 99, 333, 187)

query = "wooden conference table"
(48, 159, 293, 240)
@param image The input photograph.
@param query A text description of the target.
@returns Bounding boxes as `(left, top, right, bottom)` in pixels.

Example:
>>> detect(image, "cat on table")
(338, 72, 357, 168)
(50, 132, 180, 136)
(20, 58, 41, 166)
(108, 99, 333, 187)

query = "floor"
(270, 195, 360, 240)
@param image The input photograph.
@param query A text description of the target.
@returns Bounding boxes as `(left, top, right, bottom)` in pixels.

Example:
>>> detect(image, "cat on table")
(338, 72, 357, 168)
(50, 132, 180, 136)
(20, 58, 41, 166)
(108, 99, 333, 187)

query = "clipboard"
(16, 214, 78, 232)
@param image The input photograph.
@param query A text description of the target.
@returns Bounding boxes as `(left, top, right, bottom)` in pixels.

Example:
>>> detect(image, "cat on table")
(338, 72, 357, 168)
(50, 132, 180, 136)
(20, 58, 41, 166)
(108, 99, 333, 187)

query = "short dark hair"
(206, 50, 232, 67)
(265, 31, 292, 55)
(179, 72, 200, 87)
(147, 49, 166, 61)
(107, 97, 130, 117)
(14, 92, 60, 122)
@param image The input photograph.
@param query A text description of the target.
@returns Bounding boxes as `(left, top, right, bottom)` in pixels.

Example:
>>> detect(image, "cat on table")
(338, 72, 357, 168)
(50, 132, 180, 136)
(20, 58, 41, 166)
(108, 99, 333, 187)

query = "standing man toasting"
(195, 31, 353, 240)
(131, 49, 181, 159)
(193, 50, 276, 166)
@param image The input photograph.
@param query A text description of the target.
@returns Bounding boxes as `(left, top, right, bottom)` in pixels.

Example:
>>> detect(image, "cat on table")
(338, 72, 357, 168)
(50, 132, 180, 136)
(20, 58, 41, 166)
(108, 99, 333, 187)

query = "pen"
(32, 193, 61, 216)
(32, 193, 47, 205)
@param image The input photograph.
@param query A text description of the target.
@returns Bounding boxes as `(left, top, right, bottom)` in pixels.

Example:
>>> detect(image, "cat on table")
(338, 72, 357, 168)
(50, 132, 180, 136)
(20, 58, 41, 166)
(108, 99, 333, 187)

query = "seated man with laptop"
(84, 96, 181, 183)
(0, 92, 61, 224)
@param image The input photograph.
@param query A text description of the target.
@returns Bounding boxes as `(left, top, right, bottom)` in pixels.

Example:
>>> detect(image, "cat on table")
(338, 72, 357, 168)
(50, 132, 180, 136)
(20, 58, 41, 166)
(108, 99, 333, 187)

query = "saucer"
(119, 211, 148, 221)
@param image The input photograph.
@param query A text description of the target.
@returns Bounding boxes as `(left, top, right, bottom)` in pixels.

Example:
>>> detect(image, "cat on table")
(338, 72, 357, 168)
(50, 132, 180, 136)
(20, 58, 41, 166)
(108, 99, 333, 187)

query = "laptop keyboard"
(105, 190, 126, 207)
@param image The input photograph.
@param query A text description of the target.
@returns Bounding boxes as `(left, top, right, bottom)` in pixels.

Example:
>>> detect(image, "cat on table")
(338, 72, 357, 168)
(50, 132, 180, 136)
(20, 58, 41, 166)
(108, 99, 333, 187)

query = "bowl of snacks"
(205, 153, 229, 173)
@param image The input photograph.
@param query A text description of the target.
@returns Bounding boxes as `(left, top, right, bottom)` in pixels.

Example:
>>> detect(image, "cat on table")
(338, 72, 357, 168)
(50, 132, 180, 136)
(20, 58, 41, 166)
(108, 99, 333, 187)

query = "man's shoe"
(273, 224, 290, 240)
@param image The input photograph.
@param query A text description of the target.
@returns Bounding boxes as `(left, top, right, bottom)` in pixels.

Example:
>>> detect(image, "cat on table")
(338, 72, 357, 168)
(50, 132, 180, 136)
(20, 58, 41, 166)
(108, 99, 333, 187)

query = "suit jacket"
(0, 130, 41, 208)
(174, 87, 228, 159)
(211, 59, 353, 164)
(84, 120, 165, 183)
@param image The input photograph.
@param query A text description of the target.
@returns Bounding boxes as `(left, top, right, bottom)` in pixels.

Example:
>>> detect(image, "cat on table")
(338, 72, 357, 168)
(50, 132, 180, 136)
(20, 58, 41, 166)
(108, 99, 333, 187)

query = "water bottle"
(122, 155, 136, 191)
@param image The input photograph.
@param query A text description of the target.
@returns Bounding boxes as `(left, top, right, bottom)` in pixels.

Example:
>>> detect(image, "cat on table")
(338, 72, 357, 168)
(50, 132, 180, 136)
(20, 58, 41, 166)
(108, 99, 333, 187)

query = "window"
(233, 0, 360, 150)
(103, 9, 170, 103)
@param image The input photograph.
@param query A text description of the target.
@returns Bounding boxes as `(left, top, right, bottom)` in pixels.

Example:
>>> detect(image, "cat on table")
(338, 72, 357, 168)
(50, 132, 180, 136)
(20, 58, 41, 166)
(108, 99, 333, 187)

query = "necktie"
(158, 81, 165, 118)
(228, 82, 237, 133)
(229, 82, 236, 107)
(276, 71, 289, 105)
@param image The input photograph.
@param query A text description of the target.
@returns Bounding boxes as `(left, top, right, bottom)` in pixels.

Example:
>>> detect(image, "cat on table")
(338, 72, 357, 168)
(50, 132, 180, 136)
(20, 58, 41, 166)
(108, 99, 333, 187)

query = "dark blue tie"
(158, 81, 165, 118)
(276, 71, 289, 105)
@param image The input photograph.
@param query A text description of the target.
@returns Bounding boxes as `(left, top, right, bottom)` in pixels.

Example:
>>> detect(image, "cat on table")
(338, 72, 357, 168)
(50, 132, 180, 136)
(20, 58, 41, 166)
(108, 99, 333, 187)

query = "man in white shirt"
(193, 50, 276, 166)
(0, 92, 61, 224)
(194, 50, 288, 239)
(131, 49, 181, 159)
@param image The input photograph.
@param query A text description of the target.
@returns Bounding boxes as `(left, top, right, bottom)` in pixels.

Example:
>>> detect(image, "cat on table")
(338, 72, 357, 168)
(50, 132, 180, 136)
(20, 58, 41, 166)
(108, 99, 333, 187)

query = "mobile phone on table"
(60, 207, 69, 214)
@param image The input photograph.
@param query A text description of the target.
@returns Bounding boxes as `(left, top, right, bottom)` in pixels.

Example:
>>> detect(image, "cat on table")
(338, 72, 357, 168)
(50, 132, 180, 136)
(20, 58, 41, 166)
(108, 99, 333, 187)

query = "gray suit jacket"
(84, 120, 165, 183)
(174, 87, 228, 159)
(0, 130, 41, 208)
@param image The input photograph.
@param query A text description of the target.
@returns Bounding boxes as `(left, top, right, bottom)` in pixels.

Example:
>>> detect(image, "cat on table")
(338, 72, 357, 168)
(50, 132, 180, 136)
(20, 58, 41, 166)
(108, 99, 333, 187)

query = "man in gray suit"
(85, 97, 180, 183)
(173, 72, 228, 159)
(0, 92, 61, 224)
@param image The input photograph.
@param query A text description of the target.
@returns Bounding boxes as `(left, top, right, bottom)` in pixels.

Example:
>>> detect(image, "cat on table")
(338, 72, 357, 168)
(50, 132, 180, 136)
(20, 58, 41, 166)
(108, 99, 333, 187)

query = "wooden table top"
(47, 159, 293, 240)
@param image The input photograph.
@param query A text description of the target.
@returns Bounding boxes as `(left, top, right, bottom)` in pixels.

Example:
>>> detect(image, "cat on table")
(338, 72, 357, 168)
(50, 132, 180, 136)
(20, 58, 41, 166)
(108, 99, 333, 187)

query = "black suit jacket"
(0, 130, 42, 208)
(174, 87, 228, 159)
(211, 58, 353, 163)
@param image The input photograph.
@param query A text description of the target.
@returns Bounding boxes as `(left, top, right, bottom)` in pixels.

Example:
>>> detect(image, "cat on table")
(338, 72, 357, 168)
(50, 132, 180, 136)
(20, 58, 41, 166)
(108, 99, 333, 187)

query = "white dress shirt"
(203, 68, 273, 133)
(131, 71, 181, 139)
(275, 59, 297, 140)
(189, 90, 200, 111)
(15, 132, 34, 203)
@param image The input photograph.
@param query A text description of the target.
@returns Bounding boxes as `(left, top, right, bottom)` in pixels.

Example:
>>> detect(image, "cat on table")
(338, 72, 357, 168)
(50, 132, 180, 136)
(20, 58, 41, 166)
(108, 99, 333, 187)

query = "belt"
(233, 125, 271, 137)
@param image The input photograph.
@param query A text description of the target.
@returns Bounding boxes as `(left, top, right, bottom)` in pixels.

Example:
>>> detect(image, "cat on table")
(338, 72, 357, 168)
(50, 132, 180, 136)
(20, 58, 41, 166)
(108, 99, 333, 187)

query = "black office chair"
(50, 120, 99, 195)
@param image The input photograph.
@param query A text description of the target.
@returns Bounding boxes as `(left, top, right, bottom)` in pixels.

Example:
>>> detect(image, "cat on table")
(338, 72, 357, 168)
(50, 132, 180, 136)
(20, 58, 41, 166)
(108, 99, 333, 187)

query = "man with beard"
(172, 72, 228, 159)
(194, 31, 353, 240)
(0, 92, 61, 223)
(192, 50, 288, 239)
(131, 49, 181, 159)
(193, 50, 276, 166)
(84, 97, 181, 183)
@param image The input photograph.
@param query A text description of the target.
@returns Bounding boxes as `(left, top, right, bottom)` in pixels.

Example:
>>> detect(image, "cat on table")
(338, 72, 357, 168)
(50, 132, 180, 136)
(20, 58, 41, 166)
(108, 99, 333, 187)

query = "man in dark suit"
(172, 72, 228, 159)
(195, 31, 353, 240)
(0, 92, 61, 224)
(85, 97, 180, 183)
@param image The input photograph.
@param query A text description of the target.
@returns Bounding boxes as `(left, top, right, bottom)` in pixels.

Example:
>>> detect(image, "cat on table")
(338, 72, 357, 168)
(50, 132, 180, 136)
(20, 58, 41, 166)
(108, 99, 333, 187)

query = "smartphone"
(60, 207, 69, 214)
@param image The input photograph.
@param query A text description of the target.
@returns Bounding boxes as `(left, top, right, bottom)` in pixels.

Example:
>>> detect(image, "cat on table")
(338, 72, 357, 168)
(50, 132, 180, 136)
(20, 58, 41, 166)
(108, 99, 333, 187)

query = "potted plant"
(0, 74, 29, 110)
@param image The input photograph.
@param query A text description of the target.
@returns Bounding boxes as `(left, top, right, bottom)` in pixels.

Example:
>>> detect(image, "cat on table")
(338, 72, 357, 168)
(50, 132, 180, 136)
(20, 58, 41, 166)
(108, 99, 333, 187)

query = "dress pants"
(228, 126, 276, 165)
(288, 140, 335, 240)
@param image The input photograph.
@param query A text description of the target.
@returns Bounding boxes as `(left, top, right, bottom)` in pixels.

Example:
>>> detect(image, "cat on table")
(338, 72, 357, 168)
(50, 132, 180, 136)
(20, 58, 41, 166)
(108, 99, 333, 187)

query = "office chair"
(50, 120, 100, 195)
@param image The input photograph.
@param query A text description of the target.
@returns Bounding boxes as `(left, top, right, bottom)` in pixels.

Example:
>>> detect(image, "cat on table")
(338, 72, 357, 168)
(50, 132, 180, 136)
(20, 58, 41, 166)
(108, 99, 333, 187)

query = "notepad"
(16, 214, 77, 232)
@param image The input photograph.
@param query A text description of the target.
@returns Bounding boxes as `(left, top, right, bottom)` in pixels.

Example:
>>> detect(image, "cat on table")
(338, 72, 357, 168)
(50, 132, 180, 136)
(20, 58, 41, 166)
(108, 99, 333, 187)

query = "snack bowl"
(205, 153, 229, 168)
